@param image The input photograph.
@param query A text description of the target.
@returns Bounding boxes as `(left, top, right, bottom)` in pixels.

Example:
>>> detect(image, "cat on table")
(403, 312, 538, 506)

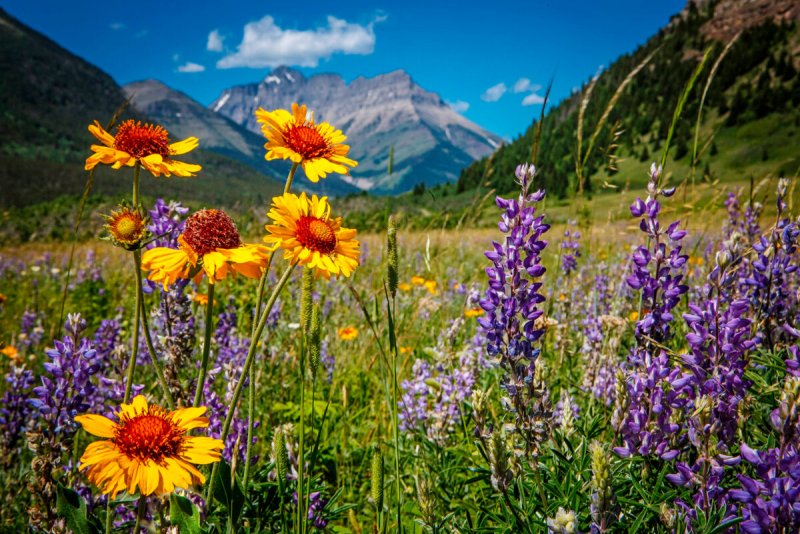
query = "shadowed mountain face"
(210, 66, 503, 194)
(0, 8, 285, 210)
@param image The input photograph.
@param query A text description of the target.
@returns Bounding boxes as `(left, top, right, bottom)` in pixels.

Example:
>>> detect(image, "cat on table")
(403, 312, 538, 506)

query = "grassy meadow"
(0, 27, 799, 530)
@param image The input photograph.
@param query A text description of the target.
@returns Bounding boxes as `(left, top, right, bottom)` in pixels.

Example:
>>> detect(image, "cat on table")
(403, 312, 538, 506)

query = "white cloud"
(522, 92, 545, 106)
(110, 22, 126, 31)
(481, 82, 507, 102)
(513, 77, 542, 94)
(207, 29, 224, 52)
(513, 78, 530, 93)
(217, 15, 382, 69)
(446, 100, 470, 114)
(177, 62, 206, 73)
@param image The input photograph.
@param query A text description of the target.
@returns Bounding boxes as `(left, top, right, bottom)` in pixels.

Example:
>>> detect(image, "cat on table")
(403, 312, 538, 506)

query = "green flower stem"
(123, 251, 143, 404)
(284, 162, 299, 194)
(387, 294, 402, 532)
(193, 282, 215, 406)
(205, 262, 296, 506)
(243, 159, 295, 490)
(133, 495, 146, 533)
(122, 162, 143, 404)
(297, 340, 307, 533)
(137, 278, 175, 409)
(104, 500, 113, 534)
(132, 162, 141, 208)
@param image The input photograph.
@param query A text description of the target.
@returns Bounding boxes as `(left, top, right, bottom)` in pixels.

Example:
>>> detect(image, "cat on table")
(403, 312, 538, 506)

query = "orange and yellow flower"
(85, 119, 201, 177)
(1, 345, 20, 362)
(75, 395, 223, 498)
(464, 307, 485, 318)
(105, 206, 146, 249)
(263, 192, 359, 279)
(255, 103, 357, 182)
(424, 280, 438, 295)
(397, 282, 412, 292)
(141, 209, 271, 289)
(337, 326, 359, 341)
(0, 293, 6, 305)
(629, 311, 639, 322)
(410, 276, 425, 286)
(192, 293, 209, 306)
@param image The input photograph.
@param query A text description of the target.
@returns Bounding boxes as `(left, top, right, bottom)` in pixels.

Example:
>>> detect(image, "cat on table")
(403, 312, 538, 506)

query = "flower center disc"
(182, 209, 242, 256)
(114, 120, 172, 159)
(114, 412, 183, 462)
(296, 216, 337, 254)
(285, 124, 331, 160)
(110, 212, 144, 243)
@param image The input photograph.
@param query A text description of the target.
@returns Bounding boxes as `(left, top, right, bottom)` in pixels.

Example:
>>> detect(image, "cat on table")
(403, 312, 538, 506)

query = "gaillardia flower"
(255, 103, 357, 182)
(263, 192, 360, 279)
(142, 209, 271, 289)
(337, 327, 359, 341)
(105, 206, 146, 250)
(75, 395, 223, 497)
(85, 119, 201, 177)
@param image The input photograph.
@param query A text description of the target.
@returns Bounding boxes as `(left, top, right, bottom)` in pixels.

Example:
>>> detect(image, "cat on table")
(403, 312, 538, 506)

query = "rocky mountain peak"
(209, 67, 502, 194)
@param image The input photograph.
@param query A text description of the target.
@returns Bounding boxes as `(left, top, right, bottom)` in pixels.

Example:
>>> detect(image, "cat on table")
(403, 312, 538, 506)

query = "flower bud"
(370, 445, 384, 511)
(715, 250, 733, 270)
(387, 215, 399, 298)
(308, 304, 322, 380)
(547, 507, 578, 534)
(300, 268, 314, 335)
(272, 426, 289, 490)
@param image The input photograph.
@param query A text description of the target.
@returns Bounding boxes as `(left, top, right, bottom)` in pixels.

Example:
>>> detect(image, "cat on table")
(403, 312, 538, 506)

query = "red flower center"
(114, 409, 184, 462)
(285, 124, 331, 160)
(113, 120, 172, 160)
(296, 216, 337, 254)
(181, 209, 242, 256)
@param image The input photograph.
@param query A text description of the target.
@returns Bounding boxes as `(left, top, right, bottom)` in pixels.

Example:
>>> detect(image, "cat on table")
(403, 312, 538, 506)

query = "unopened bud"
(300, 268, 314, 335)
(308, 304, 322, 380)
(272, 427, 289, 490)
(715, 250, 732, 270)
(387, 215, 399, 298)
(370, 445, 384, 511)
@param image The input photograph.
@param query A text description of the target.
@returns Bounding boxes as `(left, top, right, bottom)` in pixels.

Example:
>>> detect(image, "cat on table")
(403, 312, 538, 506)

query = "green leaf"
(212, 459, 245, 525)
(56, 484, 91, 534)
(169, 494, 202, 534)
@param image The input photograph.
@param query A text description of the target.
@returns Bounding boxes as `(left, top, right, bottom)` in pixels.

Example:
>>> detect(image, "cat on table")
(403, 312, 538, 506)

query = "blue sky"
(4, 0, 685, 139)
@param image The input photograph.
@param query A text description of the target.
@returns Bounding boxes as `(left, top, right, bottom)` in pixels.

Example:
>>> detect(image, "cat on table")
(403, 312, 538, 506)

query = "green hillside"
(0, 8, 282, 217)
(457, 4, 800, 199)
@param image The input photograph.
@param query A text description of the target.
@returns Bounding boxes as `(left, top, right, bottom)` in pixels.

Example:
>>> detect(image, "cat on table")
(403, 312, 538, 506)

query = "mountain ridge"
(210, 66, 503, 194)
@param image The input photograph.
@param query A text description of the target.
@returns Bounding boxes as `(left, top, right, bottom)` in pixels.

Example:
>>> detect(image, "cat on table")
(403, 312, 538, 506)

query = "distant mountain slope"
(211, 66, 503, 194)
(0, 7, 283, 210)
(457, 0, 800, 198)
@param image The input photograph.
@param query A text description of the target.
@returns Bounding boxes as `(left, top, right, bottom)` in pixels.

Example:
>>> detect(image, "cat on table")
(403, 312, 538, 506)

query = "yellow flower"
(75, 395, 223, 498)
(452, 282, 462, 291)
(255, 103, 357, 183)
(464, 307, 484, 318)
(424, 280, 438, 295)
(399, 346, 413, 355)
(85, 120, 201, 177)
(192, 293, 209, 306)
(1, 345, 20, 362)
(141, 209, 271, 289)
(263, 192, 360, 279)
(629, 311, 639, 322)
(397, 283, 412, 292)
(410, 276, 425, 286)
(105, 206, 146, 249)
(338, 326, 358, 341)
